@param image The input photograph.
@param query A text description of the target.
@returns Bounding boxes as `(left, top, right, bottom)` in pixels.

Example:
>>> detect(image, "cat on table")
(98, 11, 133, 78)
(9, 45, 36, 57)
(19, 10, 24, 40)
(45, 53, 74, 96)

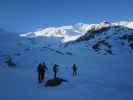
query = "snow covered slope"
(0, 21, 133, 100)
(20, 21, 133, 43)
(20, 24, 83, 42)
(72, 21, 133, 55)
(20, 21, 133, 54)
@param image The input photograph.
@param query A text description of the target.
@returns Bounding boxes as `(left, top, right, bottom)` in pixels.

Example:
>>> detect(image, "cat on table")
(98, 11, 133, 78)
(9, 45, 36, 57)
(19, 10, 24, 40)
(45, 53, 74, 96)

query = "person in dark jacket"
(37, 63, 47, 83)
(72, 64, 77, 77)
(53, 64, 59, 79)
(37, 64, 43, 83)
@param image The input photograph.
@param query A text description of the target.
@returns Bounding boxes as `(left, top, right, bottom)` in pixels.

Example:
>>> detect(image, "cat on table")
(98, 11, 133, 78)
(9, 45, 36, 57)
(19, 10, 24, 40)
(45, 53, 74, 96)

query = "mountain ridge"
(20, 21, 133, 42)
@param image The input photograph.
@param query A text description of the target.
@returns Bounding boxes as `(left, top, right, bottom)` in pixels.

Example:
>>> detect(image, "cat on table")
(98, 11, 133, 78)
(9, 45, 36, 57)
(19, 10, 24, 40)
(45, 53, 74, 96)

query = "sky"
(0, 0, 133, 33)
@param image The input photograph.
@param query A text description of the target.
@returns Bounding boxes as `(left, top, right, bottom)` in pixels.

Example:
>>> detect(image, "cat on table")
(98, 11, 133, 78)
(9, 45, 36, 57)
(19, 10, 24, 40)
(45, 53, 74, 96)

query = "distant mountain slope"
(71, 21, 133, 55)
(20, 21, 133, 55)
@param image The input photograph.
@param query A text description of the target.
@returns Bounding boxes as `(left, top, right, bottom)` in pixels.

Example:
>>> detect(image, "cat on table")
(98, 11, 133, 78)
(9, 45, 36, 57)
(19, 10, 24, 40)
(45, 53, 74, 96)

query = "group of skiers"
(37, 62, 77, 83)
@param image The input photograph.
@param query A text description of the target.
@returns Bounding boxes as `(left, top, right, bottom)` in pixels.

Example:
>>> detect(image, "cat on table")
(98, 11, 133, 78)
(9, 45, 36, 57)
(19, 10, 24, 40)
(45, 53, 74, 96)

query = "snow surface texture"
(0, 21, 133, 100)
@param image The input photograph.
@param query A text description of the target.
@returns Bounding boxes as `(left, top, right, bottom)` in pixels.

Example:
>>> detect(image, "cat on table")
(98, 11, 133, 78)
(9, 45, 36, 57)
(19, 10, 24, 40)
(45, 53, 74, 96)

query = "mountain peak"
(20, 21, 133, 43)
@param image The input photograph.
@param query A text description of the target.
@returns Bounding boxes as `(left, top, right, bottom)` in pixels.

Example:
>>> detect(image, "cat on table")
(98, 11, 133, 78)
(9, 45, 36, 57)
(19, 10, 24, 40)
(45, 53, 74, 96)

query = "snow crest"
(20, 21, 133, 43)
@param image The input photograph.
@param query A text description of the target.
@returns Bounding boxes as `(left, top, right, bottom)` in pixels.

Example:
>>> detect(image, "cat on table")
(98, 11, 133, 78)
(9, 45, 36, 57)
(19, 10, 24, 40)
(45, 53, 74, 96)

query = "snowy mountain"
(20, 21, 133, 42)
(20, 21, 133, 54)
(20, 24, 82, 42)
(0, 21, 133, 100)
(72, 21, 133, 55)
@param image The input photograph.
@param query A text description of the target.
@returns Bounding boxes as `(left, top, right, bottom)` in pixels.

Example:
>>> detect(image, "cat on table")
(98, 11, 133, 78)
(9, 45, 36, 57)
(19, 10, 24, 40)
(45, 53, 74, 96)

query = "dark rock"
(92, 43, 100, 51)
(92, 40, 112, 54)
(128, 34, 133, 43)
(129, 43, 133, 50)
(5, 56, 16, 67)
(66, 52, 72, 55)
(55, 50, 64, 55)
(119, 34, 133, 43)
(105, 50, 113, 55)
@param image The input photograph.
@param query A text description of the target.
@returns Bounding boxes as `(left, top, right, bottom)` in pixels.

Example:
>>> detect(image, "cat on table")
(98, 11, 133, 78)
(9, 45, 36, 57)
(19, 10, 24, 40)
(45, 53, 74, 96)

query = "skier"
(53, 64, 59, 79)
(37, 63, 47, 83)
(37, 64, 43, 83)
(72, 64, 77, 77)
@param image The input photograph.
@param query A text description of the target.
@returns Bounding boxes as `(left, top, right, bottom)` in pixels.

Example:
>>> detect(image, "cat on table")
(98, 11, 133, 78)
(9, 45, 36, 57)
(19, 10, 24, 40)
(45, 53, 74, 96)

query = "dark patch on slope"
(92, 40, 113, 55)
(76, 27, 111, 42)
(42, 46, 72, 56)
(119, 33, 133, 50)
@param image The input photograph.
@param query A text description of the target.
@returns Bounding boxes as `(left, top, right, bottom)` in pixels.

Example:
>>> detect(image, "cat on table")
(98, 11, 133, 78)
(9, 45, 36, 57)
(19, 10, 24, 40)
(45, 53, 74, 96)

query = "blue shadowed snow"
(0, 23, 133, 100)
